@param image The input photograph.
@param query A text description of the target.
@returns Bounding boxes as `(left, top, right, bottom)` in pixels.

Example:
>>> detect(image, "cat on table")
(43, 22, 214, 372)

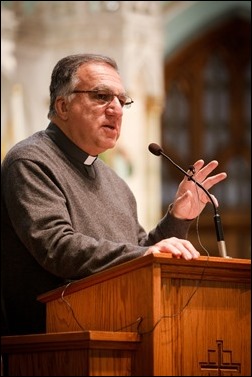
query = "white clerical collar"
(83, 155, 97, 166)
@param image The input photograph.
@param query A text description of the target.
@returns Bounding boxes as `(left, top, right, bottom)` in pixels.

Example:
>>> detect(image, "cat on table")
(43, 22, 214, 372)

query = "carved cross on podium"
(199, 340, 241, 376)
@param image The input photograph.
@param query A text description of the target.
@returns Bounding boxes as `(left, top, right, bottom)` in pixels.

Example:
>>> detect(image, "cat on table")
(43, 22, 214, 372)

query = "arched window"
(162, 17, 251, 258)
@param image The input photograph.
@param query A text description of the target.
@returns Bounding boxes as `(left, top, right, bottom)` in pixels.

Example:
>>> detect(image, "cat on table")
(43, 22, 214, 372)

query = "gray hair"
(47, 53, 119, 119)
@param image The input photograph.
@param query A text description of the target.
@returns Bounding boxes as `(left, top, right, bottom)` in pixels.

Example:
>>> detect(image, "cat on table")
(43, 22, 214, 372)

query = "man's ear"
(55, 96, 69, 120)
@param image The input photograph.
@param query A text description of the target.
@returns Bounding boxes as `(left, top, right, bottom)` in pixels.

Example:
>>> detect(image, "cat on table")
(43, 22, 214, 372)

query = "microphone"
(148, 142, 229, 258)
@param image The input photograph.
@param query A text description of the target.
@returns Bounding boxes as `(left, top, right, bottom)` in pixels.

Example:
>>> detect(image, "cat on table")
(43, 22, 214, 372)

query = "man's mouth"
(103, 124, 115, 130)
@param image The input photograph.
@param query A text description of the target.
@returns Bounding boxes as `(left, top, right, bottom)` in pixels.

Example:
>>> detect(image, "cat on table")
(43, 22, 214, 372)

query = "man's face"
(58, 62, 128, 156)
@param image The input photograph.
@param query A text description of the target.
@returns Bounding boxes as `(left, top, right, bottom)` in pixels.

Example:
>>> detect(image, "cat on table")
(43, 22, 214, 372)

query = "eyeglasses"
(71, 89, 134, 108)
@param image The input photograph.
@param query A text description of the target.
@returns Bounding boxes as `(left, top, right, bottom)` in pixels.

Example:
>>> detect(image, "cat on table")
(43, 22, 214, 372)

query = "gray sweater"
(1, 123, 192, 335)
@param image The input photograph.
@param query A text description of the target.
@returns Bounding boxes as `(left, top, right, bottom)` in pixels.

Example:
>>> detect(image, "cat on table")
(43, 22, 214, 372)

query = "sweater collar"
(45, 122, 97, 166)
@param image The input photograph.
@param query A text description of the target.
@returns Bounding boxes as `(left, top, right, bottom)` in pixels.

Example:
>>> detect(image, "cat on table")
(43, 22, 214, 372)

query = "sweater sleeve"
(140, 210, 193, 247)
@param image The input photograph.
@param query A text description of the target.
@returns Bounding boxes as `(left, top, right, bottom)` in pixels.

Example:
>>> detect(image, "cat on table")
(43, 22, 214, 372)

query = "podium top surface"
(38, 254, 251, 303)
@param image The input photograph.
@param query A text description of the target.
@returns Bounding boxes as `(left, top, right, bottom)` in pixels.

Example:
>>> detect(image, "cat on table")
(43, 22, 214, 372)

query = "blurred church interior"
(1, 1, 251, 258)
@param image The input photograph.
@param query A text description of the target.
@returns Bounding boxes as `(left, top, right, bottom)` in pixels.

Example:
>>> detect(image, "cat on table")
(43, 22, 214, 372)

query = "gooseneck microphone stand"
(148, 143, 229, 258)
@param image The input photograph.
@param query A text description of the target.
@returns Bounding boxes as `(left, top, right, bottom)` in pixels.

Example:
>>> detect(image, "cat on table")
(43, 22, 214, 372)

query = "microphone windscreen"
(148, 143, 163, 156)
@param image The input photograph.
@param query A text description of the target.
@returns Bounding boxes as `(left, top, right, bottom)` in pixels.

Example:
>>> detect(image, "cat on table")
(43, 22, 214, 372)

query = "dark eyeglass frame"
(71, 89, 134, 108)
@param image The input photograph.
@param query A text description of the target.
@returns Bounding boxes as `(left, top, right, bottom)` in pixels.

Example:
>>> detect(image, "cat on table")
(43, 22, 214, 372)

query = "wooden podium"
(36, 254, 251, 376)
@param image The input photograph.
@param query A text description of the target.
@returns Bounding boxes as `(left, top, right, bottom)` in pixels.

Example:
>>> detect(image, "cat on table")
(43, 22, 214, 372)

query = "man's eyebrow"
(92, 86, 127, 95)
(92, 85, 110, 90)
(96, 86, 113, 91)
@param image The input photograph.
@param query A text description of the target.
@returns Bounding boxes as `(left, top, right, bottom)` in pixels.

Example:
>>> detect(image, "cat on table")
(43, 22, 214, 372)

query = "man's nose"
(106, 97, 124, 115)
